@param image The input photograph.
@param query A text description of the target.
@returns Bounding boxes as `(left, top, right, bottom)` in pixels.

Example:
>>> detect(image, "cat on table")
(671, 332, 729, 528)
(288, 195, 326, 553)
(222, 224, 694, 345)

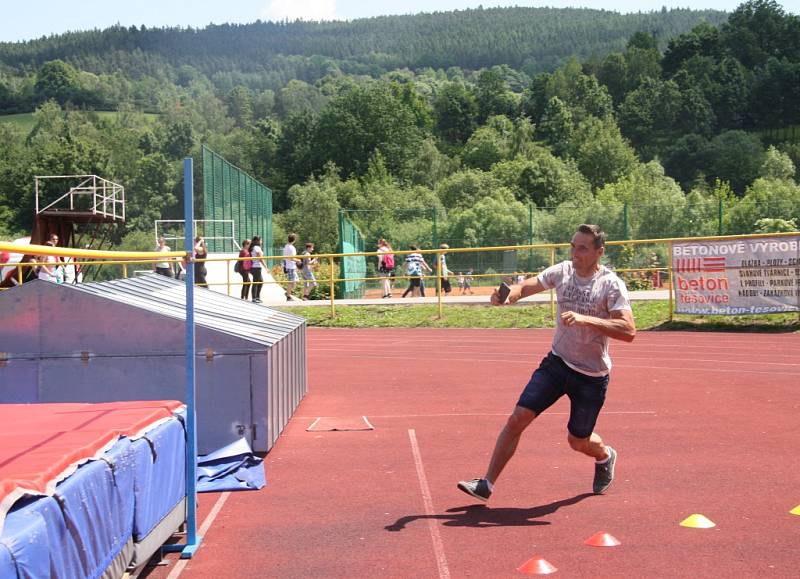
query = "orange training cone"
(517, 556, 558, 575)
(790, 505, 800, 516)
(680, 514, 716, 528)
(584, 531, 622, 547)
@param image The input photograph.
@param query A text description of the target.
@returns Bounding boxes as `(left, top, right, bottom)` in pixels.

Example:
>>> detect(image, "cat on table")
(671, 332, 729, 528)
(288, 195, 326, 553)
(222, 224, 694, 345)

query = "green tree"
(445, 195, 529, 247)
(275, 80, 327, 119)
(390, 81, 434, 131)
(226, 85, 254, 128)
(407, 138, 459, 188)
(706, 130, 765, 194)
(721, 0, 795, 68)
(596, 161, 687, 239)
(491, 149, 592, 208)
(662, 133, 711, 189)
(124, 153, 178, 232)
(435, 169, 505, 209)
(433, 81, 479, 144)
(728, 176, 800, 233)
(311, 83, 423, 179)
(759, 146, 795, 180)
(749, 58, 800, 127)
(275, 111, 315, 199)
(281, 171, 342, 254)
(160, 120, 194, 158)
(461, 116, 514, 171)
(537, 97, 573, 156)
(662, 22, 721, 77)
(753, 217, 797, 232)
(569, 116, 638, 190)
(34, 60, 81, 105)
(597, 52, 628, 105)
(475, 67, 518, 123)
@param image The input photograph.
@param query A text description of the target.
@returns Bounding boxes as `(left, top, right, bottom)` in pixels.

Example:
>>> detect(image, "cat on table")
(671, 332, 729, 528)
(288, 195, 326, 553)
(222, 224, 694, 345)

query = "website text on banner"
(672, 236, 800, 315)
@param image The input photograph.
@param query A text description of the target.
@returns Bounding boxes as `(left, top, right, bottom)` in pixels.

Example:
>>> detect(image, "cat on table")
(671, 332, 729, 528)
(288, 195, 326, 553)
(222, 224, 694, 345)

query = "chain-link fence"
(338, 197, 797, 289)
(202, 145, 272, 253)
(337, 211, 367, 299)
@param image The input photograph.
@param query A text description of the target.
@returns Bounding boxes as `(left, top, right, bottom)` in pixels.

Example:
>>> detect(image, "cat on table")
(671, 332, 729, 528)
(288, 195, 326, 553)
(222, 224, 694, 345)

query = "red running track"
(148, 328, 800, 578)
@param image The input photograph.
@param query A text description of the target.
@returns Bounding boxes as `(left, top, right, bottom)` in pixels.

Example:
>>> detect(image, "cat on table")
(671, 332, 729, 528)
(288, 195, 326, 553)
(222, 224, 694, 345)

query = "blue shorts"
(517, 352, 609, 439)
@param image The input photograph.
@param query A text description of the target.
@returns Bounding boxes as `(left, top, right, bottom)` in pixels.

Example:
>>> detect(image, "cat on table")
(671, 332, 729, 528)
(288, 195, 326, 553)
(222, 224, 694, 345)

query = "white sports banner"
(672, 235, 800, 315)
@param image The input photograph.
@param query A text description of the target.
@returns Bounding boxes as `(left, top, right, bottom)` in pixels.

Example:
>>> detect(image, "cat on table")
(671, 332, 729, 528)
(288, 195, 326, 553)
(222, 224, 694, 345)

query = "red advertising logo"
(674, 257, 726, 273)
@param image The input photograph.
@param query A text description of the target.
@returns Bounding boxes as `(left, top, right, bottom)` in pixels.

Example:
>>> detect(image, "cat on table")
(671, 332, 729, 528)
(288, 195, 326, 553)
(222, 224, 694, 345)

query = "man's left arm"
(560, 308, 636, 342)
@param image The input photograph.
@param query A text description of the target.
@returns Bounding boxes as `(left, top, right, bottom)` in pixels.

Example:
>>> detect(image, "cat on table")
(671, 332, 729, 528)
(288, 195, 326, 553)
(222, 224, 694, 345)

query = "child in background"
(300, 242, 318, 300)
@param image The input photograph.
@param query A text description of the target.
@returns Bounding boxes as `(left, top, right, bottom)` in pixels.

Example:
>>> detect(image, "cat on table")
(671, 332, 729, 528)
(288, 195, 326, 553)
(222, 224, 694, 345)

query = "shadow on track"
(385, 492, 594, 531)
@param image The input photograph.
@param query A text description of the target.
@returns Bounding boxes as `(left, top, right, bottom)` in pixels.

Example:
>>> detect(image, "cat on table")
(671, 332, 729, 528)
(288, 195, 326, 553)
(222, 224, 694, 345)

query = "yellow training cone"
(790, 505, 800, 516)
(680, 514, 716, 528)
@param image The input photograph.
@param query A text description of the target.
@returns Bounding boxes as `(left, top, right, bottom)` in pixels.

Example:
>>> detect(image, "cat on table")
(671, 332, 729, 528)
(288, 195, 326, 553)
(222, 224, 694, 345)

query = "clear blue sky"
(2, 1, 799, 43)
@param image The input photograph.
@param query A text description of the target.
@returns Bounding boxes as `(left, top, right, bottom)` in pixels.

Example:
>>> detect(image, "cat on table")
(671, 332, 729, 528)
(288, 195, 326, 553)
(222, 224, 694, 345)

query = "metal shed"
(0, 276, 306, 454)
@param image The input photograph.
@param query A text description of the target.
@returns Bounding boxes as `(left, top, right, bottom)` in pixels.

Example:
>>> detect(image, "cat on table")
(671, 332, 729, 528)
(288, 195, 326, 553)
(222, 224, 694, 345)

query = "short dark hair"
(288, 233, 296, 243)
(577, 224, 606, 249)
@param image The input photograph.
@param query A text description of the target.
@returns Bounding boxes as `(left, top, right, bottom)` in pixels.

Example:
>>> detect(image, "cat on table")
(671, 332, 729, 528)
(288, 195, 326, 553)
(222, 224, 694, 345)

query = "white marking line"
(165, 491, 231, 579)
(408, 429, 451, 579)
(306, 417, 321, 430)
(296, 411, 655, 419)
(362, 415, 375, 429)
(309, 352, 800, 374)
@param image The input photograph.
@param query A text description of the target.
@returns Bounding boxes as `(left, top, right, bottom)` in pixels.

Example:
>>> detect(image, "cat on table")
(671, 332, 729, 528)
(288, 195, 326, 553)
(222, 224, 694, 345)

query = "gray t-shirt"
(538, 261, 632, 376)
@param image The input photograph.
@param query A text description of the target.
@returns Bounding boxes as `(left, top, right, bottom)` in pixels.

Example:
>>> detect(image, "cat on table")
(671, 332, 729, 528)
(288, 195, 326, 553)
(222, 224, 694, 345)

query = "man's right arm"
(492, 275, 548, 305)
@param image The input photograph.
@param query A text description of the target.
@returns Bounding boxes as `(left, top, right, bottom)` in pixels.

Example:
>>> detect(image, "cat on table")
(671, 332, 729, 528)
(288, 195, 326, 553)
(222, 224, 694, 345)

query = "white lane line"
(309, 347, 799, 366)
(295, 411, 656, 419)
(165, 491, 231, 579)
(408, 429, 451, 579)
(309, 352, 800, 374)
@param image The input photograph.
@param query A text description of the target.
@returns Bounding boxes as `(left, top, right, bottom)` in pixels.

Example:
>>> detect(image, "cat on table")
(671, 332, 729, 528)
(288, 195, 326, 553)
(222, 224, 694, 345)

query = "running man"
(458, 224, 636, 501)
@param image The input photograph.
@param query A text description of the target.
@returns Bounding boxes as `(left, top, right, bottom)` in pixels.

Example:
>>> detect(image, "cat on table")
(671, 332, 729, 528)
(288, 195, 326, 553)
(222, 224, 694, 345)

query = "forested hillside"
(1, 7, 727, 94)
(0, 0, 798, 262)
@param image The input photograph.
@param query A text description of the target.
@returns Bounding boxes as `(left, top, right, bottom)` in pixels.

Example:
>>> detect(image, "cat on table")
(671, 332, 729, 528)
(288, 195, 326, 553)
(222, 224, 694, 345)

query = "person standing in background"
(377, 238, 395, 298)
(37, 241, 58, 283)
(283, 233, 299, 301)
(249, 235, 266, 303)
(154, 237, 174, 278)
(437, 243, 453, 296)
(237, 239, 252, 300)
(300, 242, 318, 300)
(194, 236, 208, 287)
(402, 245, 432, 298)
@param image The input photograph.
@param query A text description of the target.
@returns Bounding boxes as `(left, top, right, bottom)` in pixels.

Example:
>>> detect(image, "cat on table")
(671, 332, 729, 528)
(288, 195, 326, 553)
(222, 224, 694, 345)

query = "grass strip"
(277, 301, 798, 332)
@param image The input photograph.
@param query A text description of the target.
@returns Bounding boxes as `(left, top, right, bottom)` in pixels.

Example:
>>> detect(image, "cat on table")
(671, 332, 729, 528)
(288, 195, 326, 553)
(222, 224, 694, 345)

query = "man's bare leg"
(485, 405, 536, 484)
(567, 432, 608, 460)
(568, 432, 617, 494)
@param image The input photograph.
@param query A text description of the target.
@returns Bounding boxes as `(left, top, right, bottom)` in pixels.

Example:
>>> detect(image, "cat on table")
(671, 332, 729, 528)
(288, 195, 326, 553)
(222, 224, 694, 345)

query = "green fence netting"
(337, 211, 367, 299)
(340, 196, 797, 289)
(202, 145, 272, 253)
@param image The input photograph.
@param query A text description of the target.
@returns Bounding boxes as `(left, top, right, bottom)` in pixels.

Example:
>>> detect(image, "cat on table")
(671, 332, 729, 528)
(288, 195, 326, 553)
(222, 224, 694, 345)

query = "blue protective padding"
(197, 438, 265, 493)
(132, 418, 186, 540)
(0, 496, 70, 578)
(0, 438, 136, 579)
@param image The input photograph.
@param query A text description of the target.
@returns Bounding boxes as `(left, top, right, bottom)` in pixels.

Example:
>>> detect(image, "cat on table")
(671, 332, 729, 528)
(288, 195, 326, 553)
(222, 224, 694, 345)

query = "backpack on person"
(297, 256, 305, 269)
(383, 253, 395, 270)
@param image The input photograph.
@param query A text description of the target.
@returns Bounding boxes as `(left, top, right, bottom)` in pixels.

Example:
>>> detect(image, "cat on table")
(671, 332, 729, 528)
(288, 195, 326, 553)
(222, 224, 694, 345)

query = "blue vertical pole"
(182, 157, 201, 558)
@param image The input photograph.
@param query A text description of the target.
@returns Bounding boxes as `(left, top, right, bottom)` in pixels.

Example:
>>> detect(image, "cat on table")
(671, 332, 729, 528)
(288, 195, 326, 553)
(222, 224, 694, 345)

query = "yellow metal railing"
(2, 231, 798, 322)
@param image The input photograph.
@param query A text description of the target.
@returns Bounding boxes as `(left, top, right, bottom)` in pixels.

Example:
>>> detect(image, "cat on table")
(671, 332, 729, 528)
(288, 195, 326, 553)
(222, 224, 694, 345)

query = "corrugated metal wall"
(0, 277, 307, 454)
